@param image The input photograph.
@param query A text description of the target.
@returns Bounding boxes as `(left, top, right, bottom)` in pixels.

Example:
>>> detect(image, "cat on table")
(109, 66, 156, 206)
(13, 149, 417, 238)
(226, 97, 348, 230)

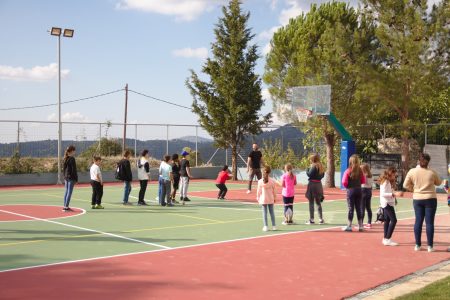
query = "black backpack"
(376, 207, 385, 223)
(115, 160, 126, 181)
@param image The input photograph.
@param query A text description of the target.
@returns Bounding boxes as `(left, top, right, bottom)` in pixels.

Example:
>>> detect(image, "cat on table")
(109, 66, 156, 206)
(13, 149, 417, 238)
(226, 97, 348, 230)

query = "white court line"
(0, 209, 171, 250)
(1, 213, 447, 274)
(0, 204, 87, 223)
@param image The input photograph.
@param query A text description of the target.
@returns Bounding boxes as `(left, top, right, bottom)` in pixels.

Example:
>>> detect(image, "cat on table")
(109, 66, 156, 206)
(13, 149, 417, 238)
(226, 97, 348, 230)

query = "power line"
(128, 89, 191, 110)
(0, 89, 124, 111)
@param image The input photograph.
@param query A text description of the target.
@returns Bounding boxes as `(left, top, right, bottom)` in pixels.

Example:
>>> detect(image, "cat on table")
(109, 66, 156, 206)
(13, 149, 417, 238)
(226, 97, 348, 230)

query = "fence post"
(134, 124, 138, 157)
(424, 124, 428, 146)
(226, 148, 228, 166)
(16, 121, 20, 155)
(195, 126, 198, 167)
(98, 123, 102, 151)
(166, 125, 169, 154)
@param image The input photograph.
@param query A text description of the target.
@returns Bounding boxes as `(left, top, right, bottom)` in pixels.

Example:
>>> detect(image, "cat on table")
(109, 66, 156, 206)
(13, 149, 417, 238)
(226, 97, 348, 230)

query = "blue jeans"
(63, 180, 75, 208)
(262, 204, 276, 227)
(413, 199, 437, 247)
(123, 181, 132, 203)
(160, 179, 171, 206)
(347, 187, 363, 224)
(158, 176, 163, 203)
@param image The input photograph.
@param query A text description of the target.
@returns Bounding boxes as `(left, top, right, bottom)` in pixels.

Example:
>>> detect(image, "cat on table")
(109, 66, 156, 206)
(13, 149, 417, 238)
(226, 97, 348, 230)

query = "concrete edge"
(345, 258, 450, 300)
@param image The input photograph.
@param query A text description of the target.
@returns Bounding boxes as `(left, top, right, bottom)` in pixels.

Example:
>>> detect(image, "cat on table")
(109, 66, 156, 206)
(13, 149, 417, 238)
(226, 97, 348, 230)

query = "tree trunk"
(231, 144, 238, 180)
(324, 132, 336, 188)
(400, 118, 410, 181)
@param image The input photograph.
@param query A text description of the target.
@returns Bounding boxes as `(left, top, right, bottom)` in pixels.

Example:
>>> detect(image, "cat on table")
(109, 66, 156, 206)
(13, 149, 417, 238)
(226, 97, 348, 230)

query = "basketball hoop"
(295, 107, 313, 122)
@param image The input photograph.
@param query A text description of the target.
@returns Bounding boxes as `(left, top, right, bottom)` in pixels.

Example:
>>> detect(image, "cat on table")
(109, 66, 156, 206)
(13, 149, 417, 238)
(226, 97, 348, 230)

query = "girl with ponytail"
(305, 154, 325, 225)
(62, 145, 78, 211)
(256, 166, 277, 232)
(281, 163, 297, 225)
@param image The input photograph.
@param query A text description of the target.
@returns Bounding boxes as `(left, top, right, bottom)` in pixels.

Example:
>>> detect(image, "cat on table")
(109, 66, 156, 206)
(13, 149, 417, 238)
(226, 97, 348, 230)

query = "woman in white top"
(361, 164, 373, 229)
(137, 150, 151, 206)
(379, 167, 403, 246)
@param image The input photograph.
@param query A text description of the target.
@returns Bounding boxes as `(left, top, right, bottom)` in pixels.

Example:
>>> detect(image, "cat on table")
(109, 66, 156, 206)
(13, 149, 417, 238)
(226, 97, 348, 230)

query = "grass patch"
(395, 275, 450, 300)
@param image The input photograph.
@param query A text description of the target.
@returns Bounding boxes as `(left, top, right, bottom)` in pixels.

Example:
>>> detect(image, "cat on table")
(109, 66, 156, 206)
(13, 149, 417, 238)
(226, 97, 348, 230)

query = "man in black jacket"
(120, 150, 133, 205)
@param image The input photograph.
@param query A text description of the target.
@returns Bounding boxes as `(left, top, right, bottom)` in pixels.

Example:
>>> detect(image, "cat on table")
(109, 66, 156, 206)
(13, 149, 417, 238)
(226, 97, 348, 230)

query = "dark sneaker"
(183, 197, 191, 202)
(123, 202, 132, 206)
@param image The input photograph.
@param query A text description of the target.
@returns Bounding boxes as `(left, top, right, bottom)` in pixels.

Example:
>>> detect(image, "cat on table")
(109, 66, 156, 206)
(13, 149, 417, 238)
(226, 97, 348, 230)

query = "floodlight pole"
(123, 84, 128, 153)
(57, 34, 62, 184)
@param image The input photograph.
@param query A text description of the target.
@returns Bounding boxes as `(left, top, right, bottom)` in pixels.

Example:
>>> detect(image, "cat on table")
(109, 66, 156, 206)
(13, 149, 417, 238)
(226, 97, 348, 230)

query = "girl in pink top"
(257, 166, 277, 232)
(281, 163, 297, 225)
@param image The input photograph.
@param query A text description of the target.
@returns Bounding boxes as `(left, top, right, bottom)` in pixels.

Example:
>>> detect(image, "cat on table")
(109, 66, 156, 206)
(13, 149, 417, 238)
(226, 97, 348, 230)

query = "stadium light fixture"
(63, 29, 74, 38)
(50, 27, 62, 36)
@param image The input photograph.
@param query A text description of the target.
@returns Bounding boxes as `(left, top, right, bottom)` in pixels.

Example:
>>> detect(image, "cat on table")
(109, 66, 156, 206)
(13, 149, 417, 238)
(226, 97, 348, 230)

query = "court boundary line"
(0, 204, 86, 223)
(0, 209, 171, 250)
(0, 213, 446, 274)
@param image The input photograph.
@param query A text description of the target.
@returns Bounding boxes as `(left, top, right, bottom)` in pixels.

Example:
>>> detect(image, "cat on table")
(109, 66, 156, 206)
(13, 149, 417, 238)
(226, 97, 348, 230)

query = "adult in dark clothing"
(305, 154, 325, 224)
(62, 145, 78, 211)
(171, 154, 181, 203)
(247, 143, 264, 193)
(120, 150, 133, 205)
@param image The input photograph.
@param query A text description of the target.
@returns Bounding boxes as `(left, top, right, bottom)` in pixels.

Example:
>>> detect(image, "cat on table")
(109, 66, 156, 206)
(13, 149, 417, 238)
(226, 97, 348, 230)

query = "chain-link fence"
(0, 120, 447, 174)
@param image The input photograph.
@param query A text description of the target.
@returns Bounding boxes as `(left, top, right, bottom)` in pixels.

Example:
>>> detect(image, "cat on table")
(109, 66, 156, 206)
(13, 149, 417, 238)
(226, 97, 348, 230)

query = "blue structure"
(326, 113, 355, 189)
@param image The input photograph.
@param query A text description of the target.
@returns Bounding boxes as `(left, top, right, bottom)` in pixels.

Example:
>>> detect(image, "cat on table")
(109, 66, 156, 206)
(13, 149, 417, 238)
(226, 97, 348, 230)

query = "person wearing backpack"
(118, 150, 133, 205)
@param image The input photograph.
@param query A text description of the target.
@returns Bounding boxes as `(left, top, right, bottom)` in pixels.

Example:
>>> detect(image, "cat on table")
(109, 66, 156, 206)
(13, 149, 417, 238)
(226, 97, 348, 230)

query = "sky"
(0, 0, 440, 142)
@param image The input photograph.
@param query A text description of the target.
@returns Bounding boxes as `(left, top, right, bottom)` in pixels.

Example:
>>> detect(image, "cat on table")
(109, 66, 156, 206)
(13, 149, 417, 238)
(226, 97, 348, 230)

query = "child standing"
(159, 155, 173, 207)
(62, 145, 78, 212)
(216, 165, 232, 200)
(379, 167, 401, 246)
(361, 163, 373, 229)
(119, 150, 133, 205)
(90, 156, 104, 209)
(171, 154, 181, 203)
(137, 150, 150, 206)
(257, 166, 277, 232)
(342, 154, 366, 232)
(305, 154, 325, 224)
(180, 150, 193, 204)
(281, 163, 297, 225)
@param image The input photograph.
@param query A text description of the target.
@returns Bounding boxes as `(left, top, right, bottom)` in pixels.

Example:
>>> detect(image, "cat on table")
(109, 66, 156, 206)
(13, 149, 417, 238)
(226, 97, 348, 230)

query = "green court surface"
(0, 181, 448, 272)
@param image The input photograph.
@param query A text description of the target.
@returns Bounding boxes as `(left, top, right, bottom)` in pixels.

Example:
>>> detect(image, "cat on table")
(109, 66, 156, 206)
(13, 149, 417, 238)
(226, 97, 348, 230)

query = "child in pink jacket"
(257, 166, 277, 232)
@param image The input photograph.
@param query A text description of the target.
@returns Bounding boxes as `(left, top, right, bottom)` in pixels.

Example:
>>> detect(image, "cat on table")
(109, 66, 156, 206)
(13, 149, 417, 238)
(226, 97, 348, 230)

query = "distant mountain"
(0, 125, 305, 167)
(175, 136, 213, 143)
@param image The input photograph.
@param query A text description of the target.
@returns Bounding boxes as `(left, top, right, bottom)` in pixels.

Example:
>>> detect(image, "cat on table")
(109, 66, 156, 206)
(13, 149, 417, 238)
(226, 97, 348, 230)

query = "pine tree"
(187, 0, 271, 179)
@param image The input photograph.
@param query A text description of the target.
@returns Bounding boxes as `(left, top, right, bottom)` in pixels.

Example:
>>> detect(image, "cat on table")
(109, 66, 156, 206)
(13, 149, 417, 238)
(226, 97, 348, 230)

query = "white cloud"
(0, 63, 69, 82)
(47, 112, 90, 122)
(279, 0, 304, 25)
(172, 47, 208, 59)
(261, 88, 272, 101)
(258, 26, 281, 41)
(116, 0, 225, 21)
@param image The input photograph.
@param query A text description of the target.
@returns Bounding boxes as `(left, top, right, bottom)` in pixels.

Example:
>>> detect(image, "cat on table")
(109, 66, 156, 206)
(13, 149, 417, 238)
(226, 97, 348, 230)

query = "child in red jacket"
(216, 165, 232, 200)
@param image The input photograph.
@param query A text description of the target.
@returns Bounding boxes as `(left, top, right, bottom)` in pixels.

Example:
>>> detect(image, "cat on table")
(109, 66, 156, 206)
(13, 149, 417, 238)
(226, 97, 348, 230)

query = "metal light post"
(50, 27, 74, 184)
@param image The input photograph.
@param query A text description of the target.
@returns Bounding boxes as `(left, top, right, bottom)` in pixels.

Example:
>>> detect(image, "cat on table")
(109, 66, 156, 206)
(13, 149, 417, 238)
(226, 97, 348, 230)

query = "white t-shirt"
(159, 161, 172, 181)
(90, 164, 102, 182)
(379, 181, 395, 208)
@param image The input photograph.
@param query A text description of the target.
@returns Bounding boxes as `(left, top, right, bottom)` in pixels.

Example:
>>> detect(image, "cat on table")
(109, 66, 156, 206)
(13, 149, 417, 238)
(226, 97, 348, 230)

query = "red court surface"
(1, 214, 448, 300)
(0, 205, 84, 222)
(190, 186, 379, 203)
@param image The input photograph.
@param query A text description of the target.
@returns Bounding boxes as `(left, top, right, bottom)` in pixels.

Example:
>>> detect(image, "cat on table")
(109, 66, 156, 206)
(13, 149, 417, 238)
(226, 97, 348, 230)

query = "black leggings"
(283, 196, 294, 214)
(362, 188, 373, 224)
(139, 180, 148, 203)
(347, 188, 363, 223)
(216, 184, 228, 198)
(90, 180, 103, 205)
(383, 205, 397, 239)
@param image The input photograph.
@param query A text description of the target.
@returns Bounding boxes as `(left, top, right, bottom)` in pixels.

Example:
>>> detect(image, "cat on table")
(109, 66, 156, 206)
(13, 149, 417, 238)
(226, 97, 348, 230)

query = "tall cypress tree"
(187, 0, 271, 179)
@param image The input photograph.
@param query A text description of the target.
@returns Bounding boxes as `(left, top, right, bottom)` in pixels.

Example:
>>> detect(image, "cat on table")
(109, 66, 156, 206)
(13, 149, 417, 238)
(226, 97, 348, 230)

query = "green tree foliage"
(359, 0, 450, 173)
(80, 138, 132, 158)
(261, 139, 300, 169)
(187, 0, 271, 179)
(264, 2, 376, 187)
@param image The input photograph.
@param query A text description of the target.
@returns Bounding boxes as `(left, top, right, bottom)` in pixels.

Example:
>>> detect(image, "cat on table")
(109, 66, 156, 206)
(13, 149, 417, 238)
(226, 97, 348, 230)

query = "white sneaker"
(246, 190, 251, 194)
(428, 246, 435, 253)
(414, 245, 422, 251)
(272, 226, 277, 231)
(383, 239, 398, 246)
(282, 221, 288, 225)
(262, 226, 268, 232)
